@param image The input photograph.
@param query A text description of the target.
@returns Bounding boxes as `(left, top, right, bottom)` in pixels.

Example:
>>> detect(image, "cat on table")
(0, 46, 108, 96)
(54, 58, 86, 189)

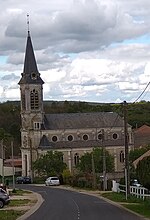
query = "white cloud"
(0, 0, 150, 103)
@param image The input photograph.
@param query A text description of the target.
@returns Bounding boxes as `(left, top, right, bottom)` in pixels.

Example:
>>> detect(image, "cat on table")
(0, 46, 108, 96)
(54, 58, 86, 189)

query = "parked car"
(16, 176, 31, 184)
(45, 177, 60, 186)
(0, 188, 10, 208)
(131, 179, 141, 187)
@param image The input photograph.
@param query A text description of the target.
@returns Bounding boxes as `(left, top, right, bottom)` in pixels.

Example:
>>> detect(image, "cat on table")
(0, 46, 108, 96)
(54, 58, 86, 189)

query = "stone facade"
(18, 32, 134, 177)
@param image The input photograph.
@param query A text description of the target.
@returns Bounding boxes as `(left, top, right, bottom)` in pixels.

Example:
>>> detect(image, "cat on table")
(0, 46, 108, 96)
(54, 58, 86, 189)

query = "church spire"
(18, 15, 44, 85)
(23, 32, 39, 75)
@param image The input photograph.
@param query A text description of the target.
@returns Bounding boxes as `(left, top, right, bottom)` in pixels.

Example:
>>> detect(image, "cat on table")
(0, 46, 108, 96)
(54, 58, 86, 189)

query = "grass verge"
(0, 189, 36, 220)
(101, 192, 150, 219)
(11, 189, 31, 196)
(0, 210, 26, 220)
(9, 199, 30, 206)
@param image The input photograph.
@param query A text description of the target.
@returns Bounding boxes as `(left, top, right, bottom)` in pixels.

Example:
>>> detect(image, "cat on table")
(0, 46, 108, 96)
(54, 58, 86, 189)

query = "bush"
(33, 176, 46, 184)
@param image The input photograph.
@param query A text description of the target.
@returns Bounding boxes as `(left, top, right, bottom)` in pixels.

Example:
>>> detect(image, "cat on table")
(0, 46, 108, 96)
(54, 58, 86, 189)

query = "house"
(133, 149, 150, 169)
(134, 125, 150, 148)
(18, 30, 134, 177)
(0, 158, 22, 177)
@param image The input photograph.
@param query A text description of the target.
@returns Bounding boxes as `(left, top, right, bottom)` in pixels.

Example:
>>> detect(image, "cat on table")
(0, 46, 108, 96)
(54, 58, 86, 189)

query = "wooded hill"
(0, 100, 149, 157)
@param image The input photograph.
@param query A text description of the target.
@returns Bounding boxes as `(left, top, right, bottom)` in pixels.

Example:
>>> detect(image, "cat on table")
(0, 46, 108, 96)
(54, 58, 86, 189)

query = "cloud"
(0, 0, 150, 103)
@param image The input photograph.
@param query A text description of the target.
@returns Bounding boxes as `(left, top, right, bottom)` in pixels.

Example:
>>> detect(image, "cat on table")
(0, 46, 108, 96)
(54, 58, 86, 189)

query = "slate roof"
(38, 112, 129, 149)
(39, 139, 125, 149)
(43, 112, 126, 130)
(39, 135, 53, 148)
(18, 31, 44, 85)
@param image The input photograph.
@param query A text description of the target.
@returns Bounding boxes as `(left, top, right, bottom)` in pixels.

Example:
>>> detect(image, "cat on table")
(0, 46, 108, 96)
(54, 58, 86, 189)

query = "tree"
(129, 146, 150, 163)
(33, 151, 67, 177)
(136, 156, 150, 189)
(77, 148, 114, 173)
(129, 146, 150, 180)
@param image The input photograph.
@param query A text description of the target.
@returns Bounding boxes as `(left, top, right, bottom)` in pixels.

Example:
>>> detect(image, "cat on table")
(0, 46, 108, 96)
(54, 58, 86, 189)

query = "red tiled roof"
(4, 158, 22, 167)
(134, 125, 150, 135)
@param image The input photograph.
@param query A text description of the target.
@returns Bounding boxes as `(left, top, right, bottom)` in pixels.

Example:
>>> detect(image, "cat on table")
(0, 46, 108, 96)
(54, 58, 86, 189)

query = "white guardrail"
(112, 180, 150, 200)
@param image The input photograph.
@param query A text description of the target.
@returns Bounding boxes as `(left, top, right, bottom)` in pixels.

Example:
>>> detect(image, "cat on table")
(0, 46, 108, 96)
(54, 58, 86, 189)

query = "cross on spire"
(27, 14, 30, 35)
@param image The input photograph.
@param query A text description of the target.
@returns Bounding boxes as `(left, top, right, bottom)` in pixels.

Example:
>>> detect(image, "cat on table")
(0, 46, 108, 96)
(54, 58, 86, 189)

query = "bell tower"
(18, 26, 44, 176)
(18, 30, 44, 130)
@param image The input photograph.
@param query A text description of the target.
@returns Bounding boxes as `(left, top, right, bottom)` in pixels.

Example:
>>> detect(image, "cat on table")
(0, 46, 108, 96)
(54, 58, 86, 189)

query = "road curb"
(16, 192, 44, 220)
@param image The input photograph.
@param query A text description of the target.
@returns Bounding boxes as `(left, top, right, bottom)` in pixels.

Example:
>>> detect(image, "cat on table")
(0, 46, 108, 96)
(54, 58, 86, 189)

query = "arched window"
(120, 151, 124, 163)
(74, 153, 79, 166)
(30, 89, 39, 110)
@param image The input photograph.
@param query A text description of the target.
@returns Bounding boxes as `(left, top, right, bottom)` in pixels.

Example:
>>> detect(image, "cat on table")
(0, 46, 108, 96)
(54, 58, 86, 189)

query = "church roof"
(43, 112, 127, 130)
(18, 31, 44, 85)
(38, 112, 129, 149)
(39, 135, 53, 148)
(39, 138, 125, 149)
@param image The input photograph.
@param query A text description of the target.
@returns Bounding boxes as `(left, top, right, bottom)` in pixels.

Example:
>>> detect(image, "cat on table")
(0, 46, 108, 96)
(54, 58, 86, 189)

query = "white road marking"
(72, 198, 80, 220)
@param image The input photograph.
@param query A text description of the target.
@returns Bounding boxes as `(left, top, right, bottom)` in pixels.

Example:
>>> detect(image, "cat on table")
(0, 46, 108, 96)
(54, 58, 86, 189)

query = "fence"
(112, 180, 150, 200)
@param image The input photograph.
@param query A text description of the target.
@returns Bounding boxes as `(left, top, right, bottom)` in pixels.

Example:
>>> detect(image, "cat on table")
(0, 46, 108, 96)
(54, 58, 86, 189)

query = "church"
(18, 30, 134, 177)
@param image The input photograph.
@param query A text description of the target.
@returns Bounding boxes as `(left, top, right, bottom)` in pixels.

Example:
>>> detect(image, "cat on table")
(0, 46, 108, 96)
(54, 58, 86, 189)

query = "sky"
(0, 0, 150, 103)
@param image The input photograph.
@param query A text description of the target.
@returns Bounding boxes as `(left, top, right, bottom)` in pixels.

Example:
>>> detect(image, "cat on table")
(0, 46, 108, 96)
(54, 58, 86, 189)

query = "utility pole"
(30, 138, 33, 183)
(11, 140, 15, 190)
(70, 147, 74, 176)
(91, 152, 96, 189)
(123, 101, 130, 199)
(1, 139, 4, 185)
(102, 129, 107, 191)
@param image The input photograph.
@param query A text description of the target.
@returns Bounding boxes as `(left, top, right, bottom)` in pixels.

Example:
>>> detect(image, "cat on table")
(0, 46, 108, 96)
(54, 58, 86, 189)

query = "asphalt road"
(19, 185, 145, 220)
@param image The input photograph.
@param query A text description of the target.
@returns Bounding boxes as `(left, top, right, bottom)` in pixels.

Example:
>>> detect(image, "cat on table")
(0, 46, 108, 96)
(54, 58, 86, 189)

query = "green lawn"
(9, 199, 30, 206)
(101, 192, 150, 219)
(11, 189, 32, 196)
(0, 210, 26, 220)
(0, 189, 35, 220)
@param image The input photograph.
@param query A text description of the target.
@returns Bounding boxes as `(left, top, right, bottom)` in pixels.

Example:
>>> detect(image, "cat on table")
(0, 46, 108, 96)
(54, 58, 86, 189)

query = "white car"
(45, 177, 60, 186)
(132, 179, 141, 187)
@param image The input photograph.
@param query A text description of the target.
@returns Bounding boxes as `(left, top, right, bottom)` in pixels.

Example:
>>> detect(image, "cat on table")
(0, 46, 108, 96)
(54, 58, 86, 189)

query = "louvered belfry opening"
(30, 89, 39, 110)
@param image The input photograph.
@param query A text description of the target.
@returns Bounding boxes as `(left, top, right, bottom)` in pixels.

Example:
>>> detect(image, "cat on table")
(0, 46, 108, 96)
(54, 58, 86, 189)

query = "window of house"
(52, 135, 58, 142)
(74, 153, 79, 166)
(30, 89, 39, 110)
(68, 135, 73, 141)
(83, 134, 88, 141)
(120, 151, 124, 163)
(113, 133, 118, 139)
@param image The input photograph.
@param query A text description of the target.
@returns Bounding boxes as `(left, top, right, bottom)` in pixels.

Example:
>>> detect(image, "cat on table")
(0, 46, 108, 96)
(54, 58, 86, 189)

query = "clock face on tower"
(31, 72, 37, 80)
